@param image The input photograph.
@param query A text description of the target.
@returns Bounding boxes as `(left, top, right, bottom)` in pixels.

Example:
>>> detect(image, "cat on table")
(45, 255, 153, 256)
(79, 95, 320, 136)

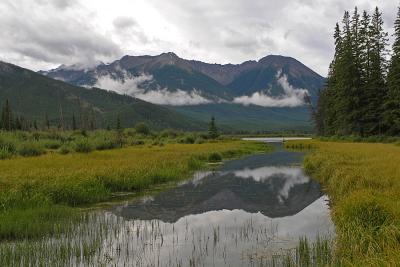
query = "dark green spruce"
(208, 116, 219, 139)
(384, 7, 400, 135)
(315, 6, 395, 136)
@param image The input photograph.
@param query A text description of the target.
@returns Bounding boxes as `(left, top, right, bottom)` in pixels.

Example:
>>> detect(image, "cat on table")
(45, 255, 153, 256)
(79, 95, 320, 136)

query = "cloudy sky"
(0, 0, 398, 76)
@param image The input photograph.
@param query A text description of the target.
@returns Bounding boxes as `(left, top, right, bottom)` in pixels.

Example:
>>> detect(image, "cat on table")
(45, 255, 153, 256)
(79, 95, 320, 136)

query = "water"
(102, 143, 333, 266)
(1, 142, 333, 266)
(242, 137, 312, 143)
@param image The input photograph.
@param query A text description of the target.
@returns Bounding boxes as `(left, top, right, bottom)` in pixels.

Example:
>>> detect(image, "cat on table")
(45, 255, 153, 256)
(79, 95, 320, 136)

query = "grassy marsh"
(0, 135, 268, 241)
(286, 139, 400, 265)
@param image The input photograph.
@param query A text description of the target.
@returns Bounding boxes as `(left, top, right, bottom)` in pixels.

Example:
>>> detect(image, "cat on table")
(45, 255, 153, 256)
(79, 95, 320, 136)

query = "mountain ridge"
(42, 52, 325, 104)
(0, 60, 205, 130)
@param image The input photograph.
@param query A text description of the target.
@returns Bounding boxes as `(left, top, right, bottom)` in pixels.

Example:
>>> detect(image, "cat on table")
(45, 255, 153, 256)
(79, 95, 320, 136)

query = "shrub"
(159, 129, 178, 138)
(93, 138, 120, 150)
(208, 152, 222, 162)
(0, 137, 17, 153)
(135, 123, 150, 135)
(195, 137, 205, 144)
(73, 139, 93, 153)
(41, 139, 63, 149)
(179, 135, 195, 144)
(17, 142, 46, 157)
(58, 144, 72, 155)
(0, 147, 13, 159)
(130, 140, 145, 146)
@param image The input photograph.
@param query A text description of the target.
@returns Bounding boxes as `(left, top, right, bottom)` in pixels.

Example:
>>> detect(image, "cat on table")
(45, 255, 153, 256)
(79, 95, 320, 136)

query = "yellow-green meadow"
(286, 139, 400, 265)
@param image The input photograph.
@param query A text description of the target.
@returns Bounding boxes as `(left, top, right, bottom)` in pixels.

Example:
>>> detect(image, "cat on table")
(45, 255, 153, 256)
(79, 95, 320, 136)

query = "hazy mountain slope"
(226, 55, 325, 103)
(43, 53, 233, 102)
(42, 53, 324, 103)
(39, 53, 324, 132)
(172, 104, 312, 132)
(0, 61, 205, 130)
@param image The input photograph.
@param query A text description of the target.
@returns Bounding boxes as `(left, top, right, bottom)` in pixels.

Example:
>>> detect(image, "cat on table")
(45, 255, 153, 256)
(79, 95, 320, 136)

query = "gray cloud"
(0, 0, 121, 70)
(113, 17, 138, 30)
(0, 0, 398, 75)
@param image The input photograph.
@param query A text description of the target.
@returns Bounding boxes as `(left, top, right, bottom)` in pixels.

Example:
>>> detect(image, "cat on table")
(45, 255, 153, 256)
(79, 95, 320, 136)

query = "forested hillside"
(0, 61, 205, 131)
(315, 7, 400, 136)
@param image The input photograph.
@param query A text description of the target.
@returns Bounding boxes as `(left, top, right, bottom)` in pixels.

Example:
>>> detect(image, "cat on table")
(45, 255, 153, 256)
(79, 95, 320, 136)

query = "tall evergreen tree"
(72, 113, 77, 130)
(44, 112, 50, 130)
(384, 6, 400, 134)
(208, 116, 219, 139)
(315, 23, 343, 136)
(363, 7, 388, 134)
(1, 99, 13, 131)
(334, 10, 359, 134)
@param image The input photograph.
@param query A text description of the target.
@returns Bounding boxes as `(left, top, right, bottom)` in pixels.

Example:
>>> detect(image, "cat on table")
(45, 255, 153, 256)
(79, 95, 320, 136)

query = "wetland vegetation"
(0, 139, 335, 266)
(286, 139, 400, 265)
(0, 126, 269, 241)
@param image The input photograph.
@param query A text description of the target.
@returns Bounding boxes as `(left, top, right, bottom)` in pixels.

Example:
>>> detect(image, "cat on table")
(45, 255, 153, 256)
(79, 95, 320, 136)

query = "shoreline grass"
(0, 140, 269, 240)
(285, 139, 400, 265)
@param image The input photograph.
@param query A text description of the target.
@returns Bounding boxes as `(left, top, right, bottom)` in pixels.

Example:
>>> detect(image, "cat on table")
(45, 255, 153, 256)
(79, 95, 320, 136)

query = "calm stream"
(5, 141, 333, 266)
(100, 141, 333, 266)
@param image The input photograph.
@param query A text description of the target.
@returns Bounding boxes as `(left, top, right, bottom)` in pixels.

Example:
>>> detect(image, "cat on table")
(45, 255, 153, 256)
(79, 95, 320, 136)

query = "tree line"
(0, 99, 99, 131)
(315, 6, 400, 136)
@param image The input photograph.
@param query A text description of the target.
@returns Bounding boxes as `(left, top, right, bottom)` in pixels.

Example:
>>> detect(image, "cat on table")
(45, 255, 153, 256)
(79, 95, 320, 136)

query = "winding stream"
(2, 141, 333, 266)
(102, 142, 333, 266)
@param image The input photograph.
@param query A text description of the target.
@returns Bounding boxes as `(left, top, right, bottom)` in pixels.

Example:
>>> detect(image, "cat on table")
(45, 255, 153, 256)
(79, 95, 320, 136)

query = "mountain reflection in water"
(113, 149, 324, 221)
(105, 146, 333, 266)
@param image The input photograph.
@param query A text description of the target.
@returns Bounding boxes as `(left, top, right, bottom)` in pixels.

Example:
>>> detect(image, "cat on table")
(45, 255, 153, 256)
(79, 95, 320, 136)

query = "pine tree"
(360, 11, 372, 82)
(314, 23, 342, 135)
(59, 104, 64, 131)
(44, 112, 50, 130)
(72, 113, 77, 131)
(1, 99, 13, 131)
(334, 10, 359, 134)
(116, 115, 123, 148)
(116, 116, 121, 131)
(15, 116, 22, 130)
(208, 116, 219, 139)
(363, 7, 388, 135)
(384, 6, 400, 134)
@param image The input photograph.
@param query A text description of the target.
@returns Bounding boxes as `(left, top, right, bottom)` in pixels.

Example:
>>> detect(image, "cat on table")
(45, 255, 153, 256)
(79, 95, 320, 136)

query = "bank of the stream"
(286, 139, 400, 265)
(0, 140, 269, 241)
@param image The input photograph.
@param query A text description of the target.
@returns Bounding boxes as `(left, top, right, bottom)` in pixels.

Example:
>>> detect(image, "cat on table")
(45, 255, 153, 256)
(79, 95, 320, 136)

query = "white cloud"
(233, 166, 310, 201)
(233, 71, 309, 107)
(94, 71, 211, 106)
(93, 69, 309, 107)
(136, 88, 211, 106)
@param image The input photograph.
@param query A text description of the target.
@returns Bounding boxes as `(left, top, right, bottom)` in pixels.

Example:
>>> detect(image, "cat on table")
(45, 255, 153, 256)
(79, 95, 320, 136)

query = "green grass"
(286, 139, 400, 265)
(0, 137, 269, 240)
(0, 129, 231, 159)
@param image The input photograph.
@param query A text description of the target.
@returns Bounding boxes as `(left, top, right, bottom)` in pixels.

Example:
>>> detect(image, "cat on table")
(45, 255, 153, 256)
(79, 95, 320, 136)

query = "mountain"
(41, 53, 325, 132)
(42, 53, 324, 102)
(0, 61, 205, 130)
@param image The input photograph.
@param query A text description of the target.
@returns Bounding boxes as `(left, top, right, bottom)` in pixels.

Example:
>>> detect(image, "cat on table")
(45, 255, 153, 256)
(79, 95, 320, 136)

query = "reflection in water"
(114, 149, 323, 221)
(232, 166, 310, 202)
(101, 146, 334, 266)
(2, 144, 333, 266)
